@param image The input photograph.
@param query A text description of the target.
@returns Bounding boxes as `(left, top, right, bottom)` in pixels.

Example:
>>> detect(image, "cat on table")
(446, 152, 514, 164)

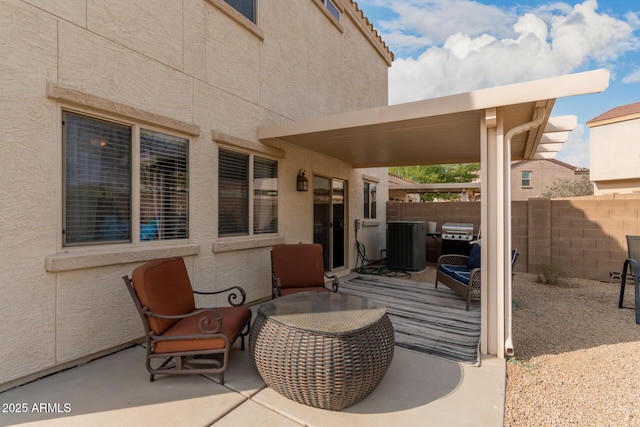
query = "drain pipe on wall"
(503, 106, 546, 357)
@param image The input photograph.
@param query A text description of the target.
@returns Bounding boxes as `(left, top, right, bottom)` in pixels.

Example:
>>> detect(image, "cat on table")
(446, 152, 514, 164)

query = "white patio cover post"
(480, 108, 507, 357)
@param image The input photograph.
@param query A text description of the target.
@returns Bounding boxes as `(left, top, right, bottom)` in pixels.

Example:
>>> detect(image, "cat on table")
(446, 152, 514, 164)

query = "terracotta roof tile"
(388, 172, 418, 184)
(511, 159, 589, 173)
(547, 158, 580, 170)
(348, 1, 394, 63)
(588, 101, 640, 124)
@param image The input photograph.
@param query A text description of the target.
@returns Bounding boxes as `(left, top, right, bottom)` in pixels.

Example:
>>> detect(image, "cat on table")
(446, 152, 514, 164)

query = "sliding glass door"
(313, 176, 346, 271)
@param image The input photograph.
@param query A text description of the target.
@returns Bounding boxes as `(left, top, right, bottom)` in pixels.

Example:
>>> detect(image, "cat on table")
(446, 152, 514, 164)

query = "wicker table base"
(249, 292, 395, 411)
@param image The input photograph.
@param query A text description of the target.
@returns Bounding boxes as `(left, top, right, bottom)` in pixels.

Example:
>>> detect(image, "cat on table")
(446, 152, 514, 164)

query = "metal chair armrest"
(272, 277, 282, 298)
(620, 258, 640, 309)
(325, 273, 339, 292)
(142, 307, 223, 334)
(194, 285, 247, 306)
(624, 258, 639, 275)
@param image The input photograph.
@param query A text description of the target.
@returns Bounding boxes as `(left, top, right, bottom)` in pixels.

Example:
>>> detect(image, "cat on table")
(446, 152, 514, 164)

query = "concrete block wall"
(387, 201, 481, 231)
(528, 198, 551, 273)
(388, 194, 640, 281)
(387, 201, 481, 263)
(545, 197, 639, 281)
(511, 201, 528, 272)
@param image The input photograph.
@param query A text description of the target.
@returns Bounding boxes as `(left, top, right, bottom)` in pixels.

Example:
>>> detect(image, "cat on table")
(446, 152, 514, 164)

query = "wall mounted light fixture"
(296, 169, 309, 192)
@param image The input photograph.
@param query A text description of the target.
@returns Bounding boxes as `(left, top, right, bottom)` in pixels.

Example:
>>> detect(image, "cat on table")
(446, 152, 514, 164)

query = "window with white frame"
(63, 111, 188, 246)
(323, 0, 340, 20)
(363, 181, 377, 219)
(313, 0, 341, 21)
(218, 148, 278, 236)
(521, 171, 532, 188)
(224, 0, 256, 22)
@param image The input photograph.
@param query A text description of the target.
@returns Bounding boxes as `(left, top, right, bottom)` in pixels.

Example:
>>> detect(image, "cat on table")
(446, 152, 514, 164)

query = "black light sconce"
(297, 169, 309, 192)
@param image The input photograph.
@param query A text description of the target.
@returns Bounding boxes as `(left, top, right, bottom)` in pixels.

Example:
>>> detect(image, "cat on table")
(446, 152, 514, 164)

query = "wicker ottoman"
(249, 292, 394, 411)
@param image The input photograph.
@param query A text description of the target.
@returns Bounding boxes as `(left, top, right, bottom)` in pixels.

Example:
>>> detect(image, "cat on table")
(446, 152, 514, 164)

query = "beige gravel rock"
(409, 267, 640, 426)
(505, 273, 640, 427)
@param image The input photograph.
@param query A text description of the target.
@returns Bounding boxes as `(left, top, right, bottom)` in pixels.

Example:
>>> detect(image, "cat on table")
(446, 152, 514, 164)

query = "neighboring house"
(389, 158, 589, 203)
(388, 177, 481, 202)
(588, 101, 640, 195)
(388, 173, 421, 202)
(0, 0, 393, 390)
(510, 159, 590, 200)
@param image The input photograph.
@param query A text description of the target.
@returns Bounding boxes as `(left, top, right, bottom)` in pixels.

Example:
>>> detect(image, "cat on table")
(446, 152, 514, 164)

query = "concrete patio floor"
(1, 305, 506, 427)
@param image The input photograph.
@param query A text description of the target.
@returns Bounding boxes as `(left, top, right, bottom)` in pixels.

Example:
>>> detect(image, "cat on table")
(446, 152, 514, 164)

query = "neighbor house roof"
(388, 173, 418, 185)
(511, 158, 588, 172)
(587, 101, 640, 127)
(389, 181, 482, 194)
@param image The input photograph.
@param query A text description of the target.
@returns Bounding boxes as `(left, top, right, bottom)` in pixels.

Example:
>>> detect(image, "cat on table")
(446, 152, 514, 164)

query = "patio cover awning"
(258, 69, 610, 358)
(259, 70, 608, 167)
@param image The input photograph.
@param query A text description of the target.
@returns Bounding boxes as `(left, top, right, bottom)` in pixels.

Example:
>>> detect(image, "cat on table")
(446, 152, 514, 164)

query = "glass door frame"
(312, 175, 347, 272)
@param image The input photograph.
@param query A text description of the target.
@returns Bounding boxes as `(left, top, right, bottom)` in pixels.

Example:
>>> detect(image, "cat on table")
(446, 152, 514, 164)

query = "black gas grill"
(441, 222, 475, 256)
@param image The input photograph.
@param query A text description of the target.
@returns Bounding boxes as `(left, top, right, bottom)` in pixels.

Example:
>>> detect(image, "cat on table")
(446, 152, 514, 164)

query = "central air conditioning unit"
(386, 221, 426, 271)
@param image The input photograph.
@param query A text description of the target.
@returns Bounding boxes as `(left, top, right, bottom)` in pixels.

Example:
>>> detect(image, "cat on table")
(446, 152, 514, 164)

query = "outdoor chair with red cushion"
(122, 256, 251, 384)
(271, 243, 339, 298)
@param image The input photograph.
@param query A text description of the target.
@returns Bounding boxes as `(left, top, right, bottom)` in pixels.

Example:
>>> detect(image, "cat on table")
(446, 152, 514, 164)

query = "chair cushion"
(272, 244, 325, 288)
(451, 270, 471, 285)
(154, 306, 251, 354)
(131, 257, 196, 335)
(467, 243, 481, 270)
(439, 264, 469, 276)
(439, 264, 471, 285)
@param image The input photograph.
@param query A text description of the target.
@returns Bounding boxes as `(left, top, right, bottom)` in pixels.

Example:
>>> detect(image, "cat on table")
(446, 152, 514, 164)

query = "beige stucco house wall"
(0, 0, 393, 390)
(588, 102, 640, 195)
(510, 159, 589, 200)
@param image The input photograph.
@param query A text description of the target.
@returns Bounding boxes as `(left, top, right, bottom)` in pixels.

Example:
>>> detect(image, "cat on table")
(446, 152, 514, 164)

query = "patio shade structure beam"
(258, 69, 610, 358)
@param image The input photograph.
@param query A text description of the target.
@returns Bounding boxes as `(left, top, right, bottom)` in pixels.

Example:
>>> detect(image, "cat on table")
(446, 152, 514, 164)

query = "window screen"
(63, 112, 189, 246)
(364, 182, 370, 218)
(219, 149, 249, 236)
(364, 182, 377, 219)
(253, 156, 278, 234)
(140, 129, 189, 241)
(224, 0, 255, 22)
(326, 0, 340, 20)
(370, 183, 377, 219)
(63, 112, 131, 246)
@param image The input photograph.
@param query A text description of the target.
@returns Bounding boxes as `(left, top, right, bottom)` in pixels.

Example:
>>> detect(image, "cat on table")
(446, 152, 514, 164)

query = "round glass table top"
(258, 291, 387, 334)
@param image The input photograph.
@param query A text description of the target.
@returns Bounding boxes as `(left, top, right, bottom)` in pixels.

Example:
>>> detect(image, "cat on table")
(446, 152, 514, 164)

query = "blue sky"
(356, 0, 640, 167)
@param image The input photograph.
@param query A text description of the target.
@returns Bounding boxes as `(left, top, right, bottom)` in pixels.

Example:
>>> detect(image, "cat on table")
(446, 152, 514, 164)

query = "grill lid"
(442, 223, 474, 235)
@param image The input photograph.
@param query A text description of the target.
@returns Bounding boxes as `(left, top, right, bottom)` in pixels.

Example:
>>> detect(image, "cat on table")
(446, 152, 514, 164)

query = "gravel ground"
(409, 267, 640, 426)
(505, 273, 640, 427)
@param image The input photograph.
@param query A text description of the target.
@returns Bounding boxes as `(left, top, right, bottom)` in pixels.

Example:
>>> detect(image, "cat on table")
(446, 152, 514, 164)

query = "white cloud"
(360, 0, 640, 168)
(625, 11, 640, 27)
(443, 33, 497, 59)
(554, 124, 590, 168)
(513, 13, 549, 42)
(385, 0, 637, 104)
(361, 0, 514, 53)
(622, 68, 640, 83)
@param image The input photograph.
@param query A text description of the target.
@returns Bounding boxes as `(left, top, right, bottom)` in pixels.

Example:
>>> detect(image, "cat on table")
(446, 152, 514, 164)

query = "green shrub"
(535, 264, 576, 287)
